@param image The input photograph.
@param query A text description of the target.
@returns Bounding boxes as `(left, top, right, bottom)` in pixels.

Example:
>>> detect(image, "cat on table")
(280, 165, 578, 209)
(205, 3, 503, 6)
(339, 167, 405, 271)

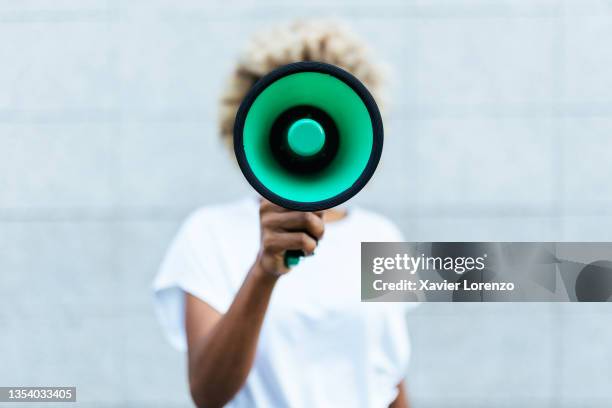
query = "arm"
(185, 200, 324, 408)
(389, 380, 410, 408)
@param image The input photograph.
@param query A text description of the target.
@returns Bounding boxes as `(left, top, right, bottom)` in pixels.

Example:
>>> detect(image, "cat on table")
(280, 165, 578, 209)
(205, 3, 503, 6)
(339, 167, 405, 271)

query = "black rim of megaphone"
(233, 61, 384, 212)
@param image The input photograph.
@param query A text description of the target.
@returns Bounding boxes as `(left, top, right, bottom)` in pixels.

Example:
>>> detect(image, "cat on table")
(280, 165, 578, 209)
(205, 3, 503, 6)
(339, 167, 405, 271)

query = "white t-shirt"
(153, 197, 411, 408)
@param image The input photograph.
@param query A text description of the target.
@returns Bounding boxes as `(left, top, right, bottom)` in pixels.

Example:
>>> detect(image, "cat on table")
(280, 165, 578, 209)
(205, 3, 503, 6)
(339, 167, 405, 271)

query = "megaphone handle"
(284, 250, 304, 268)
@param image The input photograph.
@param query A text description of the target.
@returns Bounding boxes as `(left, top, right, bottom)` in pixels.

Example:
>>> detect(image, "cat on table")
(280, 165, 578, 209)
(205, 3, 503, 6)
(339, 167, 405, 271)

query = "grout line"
(0, 2, 612, 24)
(4, 103, 612, 124)
(0, 4, 572, 24)
(549, 3, 567, 406)
(550, 0, 567, 243)
(0, 9, 119, 23)
(1, 204, 612, 223)
(0, 2, 606, 25)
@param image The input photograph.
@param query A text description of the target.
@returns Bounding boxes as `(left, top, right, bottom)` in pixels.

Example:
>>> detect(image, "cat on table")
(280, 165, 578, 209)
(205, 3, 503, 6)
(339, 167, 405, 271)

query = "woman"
(154, 20, 411, 408)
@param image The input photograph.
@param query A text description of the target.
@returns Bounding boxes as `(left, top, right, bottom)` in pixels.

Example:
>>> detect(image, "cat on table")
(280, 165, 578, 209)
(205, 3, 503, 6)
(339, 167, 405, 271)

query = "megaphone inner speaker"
(234, 61, 383, 211)
(269, 105, 339, 174)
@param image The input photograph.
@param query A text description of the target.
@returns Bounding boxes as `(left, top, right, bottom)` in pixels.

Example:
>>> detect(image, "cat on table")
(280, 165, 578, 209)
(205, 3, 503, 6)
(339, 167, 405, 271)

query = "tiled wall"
(1, 1, 611, 407)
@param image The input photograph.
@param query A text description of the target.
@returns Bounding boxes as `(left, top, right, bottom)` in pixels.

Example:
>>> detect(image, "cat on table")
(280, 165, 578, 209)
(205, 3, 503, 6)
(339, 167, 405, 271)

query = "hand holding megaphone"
(256, 199, 324, 276)
(234, 62, 383, 268)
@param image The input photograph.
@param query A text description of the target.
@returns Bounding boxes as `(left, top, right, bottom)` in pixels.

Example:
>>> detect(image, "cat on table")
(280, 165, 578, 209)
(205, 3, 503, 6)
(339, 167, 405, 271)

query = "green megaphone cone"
(234, 61, 383, 212)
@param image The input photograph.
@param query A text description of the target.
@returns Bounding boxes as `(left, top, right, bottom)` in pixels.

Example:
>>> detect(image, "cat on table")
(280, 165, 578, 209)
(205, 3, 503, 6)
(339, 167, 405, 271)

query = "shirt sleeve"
(372, 216, 414, 381)
(384, 219, 405, 242)
(152, 211, 234, 352)
(375, 214, 421, 309)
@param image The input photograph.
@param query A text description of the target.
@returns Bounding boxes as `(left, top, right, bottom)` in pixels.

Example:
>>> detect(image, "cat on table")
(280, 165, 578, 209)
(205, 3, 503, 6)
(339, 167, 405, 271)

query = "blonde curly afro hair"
(218, 20, 387, 149)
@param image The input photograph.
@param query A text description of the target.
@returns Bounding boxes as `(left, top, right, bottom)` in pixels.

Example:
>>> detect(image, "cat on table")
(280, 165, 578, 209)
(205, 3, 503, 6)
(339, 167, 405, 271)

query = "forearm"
(389, 381, 409, 408)
(189, 263, 278, 408)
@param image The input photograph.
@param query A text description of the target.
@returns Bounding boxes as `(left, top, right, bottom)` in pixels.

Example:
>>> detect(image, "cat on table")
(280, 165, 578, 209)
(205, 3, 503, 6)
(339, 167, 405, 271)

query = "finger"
(262, 212, 325, 240)
(264, 232, 318, 256)
(259, 198, 292, 214)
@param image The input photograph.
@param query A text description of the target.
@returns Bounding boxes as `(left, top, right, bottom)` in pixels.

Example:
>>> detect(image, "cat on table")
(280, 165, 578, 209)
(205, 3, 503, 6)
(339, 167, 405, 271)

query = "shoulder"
(155, 197, 258, 297)
(179, 197, 258, 237)
(351, 207, 404, 241)
(185, 197, 256, 224)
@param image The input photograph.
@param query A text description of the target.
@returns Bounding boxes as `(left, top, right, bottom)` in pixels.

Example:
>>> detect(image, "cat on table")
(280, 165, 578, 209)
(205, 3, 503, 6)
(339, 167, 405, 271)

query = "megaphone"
(233, 61, 384, 266)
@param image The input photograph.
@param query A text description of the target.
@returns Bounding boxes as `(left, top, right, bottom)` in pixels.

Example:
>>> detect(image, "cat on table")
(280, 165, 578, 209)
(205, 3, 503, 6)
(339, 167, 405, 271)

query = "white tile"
(0, 316, 124, 404)
(562, 118, 612, 206)
(0, 221, 121, 319)
(0, 21, 117, 111)
(117, 0, 418, 19)
(0, 124, 116, 208)
(415, 216, 563, 241)
(115, 122, 251, 207)
(114, 17, 415, 116)
(114, 20, 264, 115)
(347, 19, 418, 115)
(414, 118, 558, 209)
(564, 0, 612, 16)
(413, 0, 561, 17)
(415, 16, 559, 105)
(0, 1, 110, 12)
(558, 310, 612, 406)
(562, 216, 612, 241)
(563, 16, 612, 102)
(352, 119, 420, 215)
(116, 221, 182, 311)
(411, 302, 556, 317)
(122, 314, 191, 405)
(406, 311, 555, 406)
